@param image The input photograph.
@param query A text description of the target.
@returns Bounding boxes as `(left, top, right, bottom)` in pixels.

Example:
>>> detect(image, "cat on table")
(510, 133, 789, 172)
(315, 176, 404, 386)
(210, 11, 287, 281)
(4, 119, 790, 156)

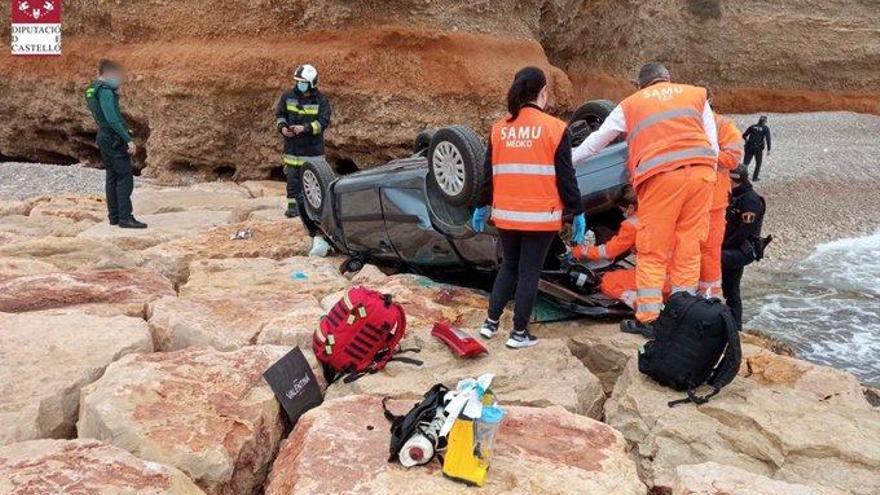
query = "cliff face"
(0, 0, 877, 182)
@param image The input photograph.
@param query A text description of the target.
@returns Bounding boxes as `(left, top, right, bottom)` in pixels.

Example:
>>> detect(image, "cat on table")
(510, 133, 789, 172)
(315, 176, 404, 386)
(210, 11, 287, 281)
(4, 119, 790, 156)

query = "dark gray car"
(299, 100, 633, 316)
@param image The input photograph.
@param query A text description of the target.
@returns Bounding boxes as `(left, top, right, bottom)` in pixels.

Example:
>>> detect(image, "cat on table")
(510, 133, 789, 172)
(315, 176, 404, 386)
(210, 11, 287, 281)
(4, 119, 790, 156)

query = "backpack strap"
(707, 308, 742, 390)
(668, 307, 742, 408)
(371, 300, 408, 371)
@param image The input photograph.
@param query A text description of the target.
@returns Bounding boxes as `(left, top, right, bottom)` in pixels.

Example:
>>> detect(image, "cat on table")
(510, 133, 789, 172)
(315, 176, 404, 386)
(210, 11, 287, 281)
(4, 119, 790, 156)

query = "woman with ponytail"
(472, 66, 586, 349)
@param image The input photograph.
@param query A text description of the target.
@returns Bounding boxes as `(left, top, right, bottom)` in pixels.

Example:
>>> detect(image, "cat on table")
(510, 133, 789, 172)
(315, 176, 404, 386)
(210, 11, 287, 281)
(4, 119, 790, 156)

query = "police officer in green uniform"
(84, 59, 146, 229)
(275, 64, 332, 256)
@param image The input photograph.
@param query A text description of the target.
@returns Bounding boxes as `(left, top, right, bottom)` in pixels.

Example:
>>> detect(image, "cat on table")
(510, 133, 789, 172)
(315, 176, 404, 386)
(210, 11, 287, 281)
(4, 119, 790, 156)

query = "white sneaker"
(309, 236, 331, 257)
(505, 329, 539, 349)
(479, 319, 499, 339)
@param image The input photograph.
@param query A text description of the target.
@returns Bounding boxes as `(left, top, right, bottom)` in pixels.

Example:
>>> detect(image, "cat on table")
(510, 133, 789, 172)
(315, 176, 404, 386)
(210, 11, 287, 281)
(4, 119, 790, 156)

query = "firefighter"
(84, 59, 146, 229)
(698, 113, 743, 297)
(275, 64, 332, 256)
(572, 62, 718, 335)
(472, 66, 585, 349)
(742, 115, 772, 181)
(722, 165, 768, 326)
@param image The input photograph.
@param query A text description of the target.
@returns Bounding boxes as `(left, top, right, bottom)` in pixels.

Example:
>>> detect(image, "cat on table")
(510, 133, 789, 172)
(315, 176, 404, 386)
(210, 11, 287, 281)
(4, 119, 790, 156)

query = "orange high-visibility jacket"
(713, 114, 743, 209)
(490, 107, 567, 231)
(620, 82, 716, 187)
(577, 214, 639, 261)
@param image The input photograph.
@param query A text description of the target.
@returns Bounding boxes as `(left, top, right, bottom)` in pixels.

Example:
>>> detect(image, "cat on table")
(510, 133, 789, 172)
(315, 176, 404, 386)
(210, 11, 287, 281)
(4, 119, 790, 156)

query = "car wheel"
(301, 159, 335, 222)
(568, 99, 616, 148)
(427, 126, 487, 207)
(414, 128, 437, 155)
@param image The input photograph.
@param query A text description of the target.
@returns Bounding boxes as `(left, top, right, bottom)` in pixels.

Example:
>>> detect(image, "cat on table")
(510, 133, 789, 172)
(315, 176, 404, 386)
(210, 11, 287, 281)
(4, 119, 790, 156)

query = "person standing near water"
(84, 59, 146, 229)
(472, 67, 585, 349)
(722, 165, 768, 326)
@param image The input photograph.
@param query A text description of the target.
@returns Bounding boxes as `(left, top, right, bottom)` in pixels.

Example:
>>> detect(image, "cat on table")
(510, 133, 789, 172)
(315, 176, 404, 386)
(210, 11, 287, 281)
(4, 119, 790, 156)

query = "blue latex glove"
(571, 213, 587, 245)
(471, 206, 490, 233)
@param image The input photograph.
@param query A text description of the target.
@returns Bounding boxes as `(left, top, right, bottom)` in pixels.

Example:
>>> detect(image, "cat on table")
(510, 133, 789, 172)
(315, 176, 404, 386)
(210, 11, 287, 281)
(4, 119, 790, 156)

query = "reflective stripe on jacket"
(585, 214, 638, 261)
(489, 107, 566, 231)
(620, 82, 715, 187)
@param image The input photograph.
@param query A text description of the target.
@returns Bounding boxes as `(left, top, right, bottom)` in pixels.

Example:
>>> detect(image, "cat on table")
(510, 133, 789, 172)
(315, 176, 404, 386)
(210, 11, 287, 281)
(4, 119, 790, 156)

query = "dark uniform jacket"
(85, 80, 132, 145)
(742, 124, 771, 152)
(722, 181, 766, 269)
(275, 88, 331, 165)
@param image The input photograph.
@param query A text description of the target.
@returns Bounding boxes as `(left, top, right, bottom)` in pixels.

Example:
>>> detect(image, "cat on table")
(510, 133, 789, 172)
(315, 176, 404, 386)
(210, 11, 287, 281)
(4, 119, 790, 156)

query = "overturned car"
(298, 100, 634, 316)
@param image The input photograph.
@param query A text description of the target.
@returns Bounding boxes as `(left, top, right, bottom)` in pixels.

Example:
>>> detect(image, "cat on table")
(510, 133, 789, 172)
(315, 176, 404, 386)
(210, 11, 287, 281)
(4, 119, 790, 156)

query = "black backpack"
(382, 383, 449, 463)
(638, 292, 742, 407)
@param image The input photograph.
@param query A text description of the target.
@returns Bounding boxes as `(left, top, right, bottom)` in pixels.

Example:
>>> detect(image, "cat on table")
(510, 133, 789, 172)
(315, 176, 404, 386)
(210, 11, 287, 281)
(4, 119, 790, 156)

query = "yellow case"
(442, 417, 489, 486)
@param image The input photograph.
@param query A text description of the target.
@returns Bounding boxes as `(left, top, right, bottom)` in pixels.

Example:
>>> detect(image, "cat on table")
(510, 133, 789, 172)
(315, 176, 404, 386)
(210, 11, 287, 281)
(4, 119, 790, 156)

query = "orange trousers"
(601, 268, 670, 309)
(699, 207, 726, 297)
(634, 165, 715, 322)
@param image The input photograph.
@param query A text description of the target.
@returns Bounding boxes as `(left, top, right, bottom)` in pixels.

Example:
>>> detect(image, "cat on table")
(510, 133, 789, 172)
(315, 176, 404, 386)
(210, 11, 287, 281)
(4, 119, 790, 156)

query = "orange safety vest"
(713, 113, 744, 209)
(490, 106, 566, 231)
(620, 82, 716, 187)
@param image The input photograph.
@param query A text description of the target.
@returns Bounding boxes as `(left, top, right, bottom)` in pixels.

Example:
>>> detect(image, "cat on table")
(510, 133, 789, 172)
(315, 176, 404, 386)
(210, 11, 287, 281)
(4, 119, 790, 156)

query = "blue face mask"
(105, 77, 122, 89)
(296, 81, 310, 93)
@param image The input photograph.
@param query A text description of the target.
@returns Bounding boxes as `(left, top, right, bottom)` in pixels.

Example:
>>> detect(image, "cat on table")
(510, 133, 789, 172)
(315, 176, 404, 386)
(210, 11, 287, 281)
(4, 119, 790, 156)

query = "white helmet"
(294, 64, 319, 89)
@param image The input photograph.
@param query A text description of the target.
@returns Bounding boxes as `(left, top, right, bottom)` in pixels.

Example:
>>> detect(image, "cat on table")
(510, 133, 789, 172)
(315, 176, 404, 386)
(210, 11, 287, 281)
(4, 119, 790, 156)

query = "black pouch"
(263, 347, 324, 425)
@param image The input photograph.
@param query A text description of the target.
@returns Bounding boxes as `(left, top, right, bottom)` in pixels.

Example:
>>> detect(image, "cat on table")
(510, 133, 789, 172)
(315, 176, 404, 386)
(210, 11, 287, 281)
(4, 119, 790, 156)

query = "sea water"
(746, 231, 880, 386)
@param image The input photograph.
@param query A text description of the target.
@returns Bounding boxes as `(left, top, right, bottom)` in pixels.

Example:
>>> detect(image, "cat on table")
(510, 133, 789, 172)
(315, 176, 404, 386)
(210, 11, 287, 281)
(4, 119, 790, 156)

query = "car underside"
(298, 100, 634, 317)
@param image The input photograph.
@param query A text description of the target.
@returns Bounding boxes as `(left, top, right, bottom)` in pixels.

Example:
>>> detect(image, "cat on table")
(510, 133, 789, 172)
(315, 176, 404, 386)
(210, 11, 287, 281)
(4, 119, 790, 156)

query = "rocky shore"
(0, 170, 877, 494)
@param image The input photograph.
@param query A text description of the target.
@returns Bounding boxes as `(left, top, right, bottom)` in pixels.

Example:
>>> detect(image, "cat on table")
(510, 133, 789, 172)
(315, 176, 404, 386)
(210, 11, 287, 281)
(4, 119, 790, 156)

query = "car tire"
(414, 128, 437, 155)
(301, 158, 335, 222)
(427, 125, 487, 207)
(568, 99, 616, 148)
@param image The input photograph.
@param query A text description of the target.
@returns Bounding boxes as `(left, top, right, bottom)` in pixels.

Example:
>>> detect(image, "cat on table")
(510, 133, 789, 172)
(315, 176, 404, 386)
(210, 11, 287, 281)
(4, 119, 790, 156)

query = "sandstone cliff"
(0, 0, 877, 181)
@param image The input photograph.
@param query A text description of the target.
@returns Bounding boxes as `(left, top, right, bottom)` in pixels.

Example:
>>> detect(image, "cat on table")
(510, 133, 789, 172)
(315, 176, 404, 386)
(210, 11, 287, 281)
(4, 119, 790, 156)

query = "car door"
(381, 186, 461, 266)
(335, 184, 395, 257)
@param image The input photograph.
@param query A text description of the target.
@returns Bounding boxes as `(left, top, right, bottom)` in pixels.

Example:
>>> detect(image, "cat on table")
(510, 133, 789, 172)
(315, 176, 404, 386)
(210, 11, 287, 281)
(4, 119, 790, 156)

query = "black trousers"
(743, 148, 764, 180)
(97, 132, 134, 222)
(722, 266, 745, 328)
(285, 165, 320, 237)
(488, 229, 556, 332)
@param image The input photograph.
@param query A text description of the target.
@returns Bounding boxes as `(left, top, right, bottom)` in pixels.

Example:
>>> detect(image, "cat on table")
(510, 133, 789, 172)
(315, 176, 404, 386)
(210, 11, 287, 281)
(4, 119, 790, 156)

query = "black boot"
(620, 319, 655, 339)
(118, 217, 148, 229)
(284, 208, 299, 218)
(109, 218, 119, 226)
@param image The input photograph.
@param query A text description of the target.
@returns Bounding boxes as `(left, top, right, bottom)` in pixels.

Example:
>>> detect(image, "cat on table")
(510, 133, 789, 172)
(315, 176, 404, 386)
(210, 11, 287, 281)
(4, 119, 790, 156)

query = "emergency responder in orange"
(572, 190, 670, 315)
(572, 62, 718, 334)
(699, 113, 743, 297)
(472, 66, 585, 349)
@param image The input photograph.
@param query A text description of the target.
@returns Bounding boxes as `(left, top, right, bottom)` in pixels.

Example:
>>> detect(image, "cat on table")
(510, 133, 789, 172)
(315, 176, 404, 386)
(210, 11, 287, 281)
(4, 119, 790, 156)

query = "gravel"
(0, 162, 142, 201)
(729, 112, 880, 266)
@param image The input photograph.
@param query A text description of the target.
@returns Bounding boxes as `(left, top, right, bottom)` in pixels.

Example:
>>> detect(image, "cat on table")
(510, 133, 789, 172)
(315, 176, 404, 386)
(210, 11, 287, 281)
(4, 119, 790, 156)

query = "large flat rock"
(0, 257, 59, 281)
(669, 462, 844, 495)
(132, 183, 252, 214)
(28, 195, 109, 223)
(147, 291, 319, 351)
(605, 359, 880, 494)
(327, 330, 605, 419)
(265, 395, 646, 494)
(0, 439, 204, 495)
(0, 268, 175, 316)
(140, 220, 311, 286)
(0, 237, 142, 272)
(77, 210, 234, 251)
(78, 346, 295, 495)
(0, 214, 96, 240)
(0, 311, 153, 446)
(254, 296, 327, 349)
(181, 257, 348, 300)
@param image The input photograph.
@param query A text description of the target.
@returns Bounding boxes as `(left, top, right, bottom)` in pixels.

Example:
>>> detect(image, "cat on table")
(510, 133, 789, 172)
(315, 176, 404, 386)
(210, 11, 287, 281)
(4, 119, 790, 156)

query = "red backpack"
(313, 286, 420, 382)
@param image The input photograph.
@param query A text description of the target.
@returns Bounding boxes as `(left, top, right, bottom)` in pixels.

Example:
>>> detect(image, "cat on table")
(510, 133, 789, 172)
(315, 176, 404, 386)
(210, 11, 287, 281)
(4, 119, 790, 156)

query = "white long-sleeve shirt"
(572, 100, 719, 164)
